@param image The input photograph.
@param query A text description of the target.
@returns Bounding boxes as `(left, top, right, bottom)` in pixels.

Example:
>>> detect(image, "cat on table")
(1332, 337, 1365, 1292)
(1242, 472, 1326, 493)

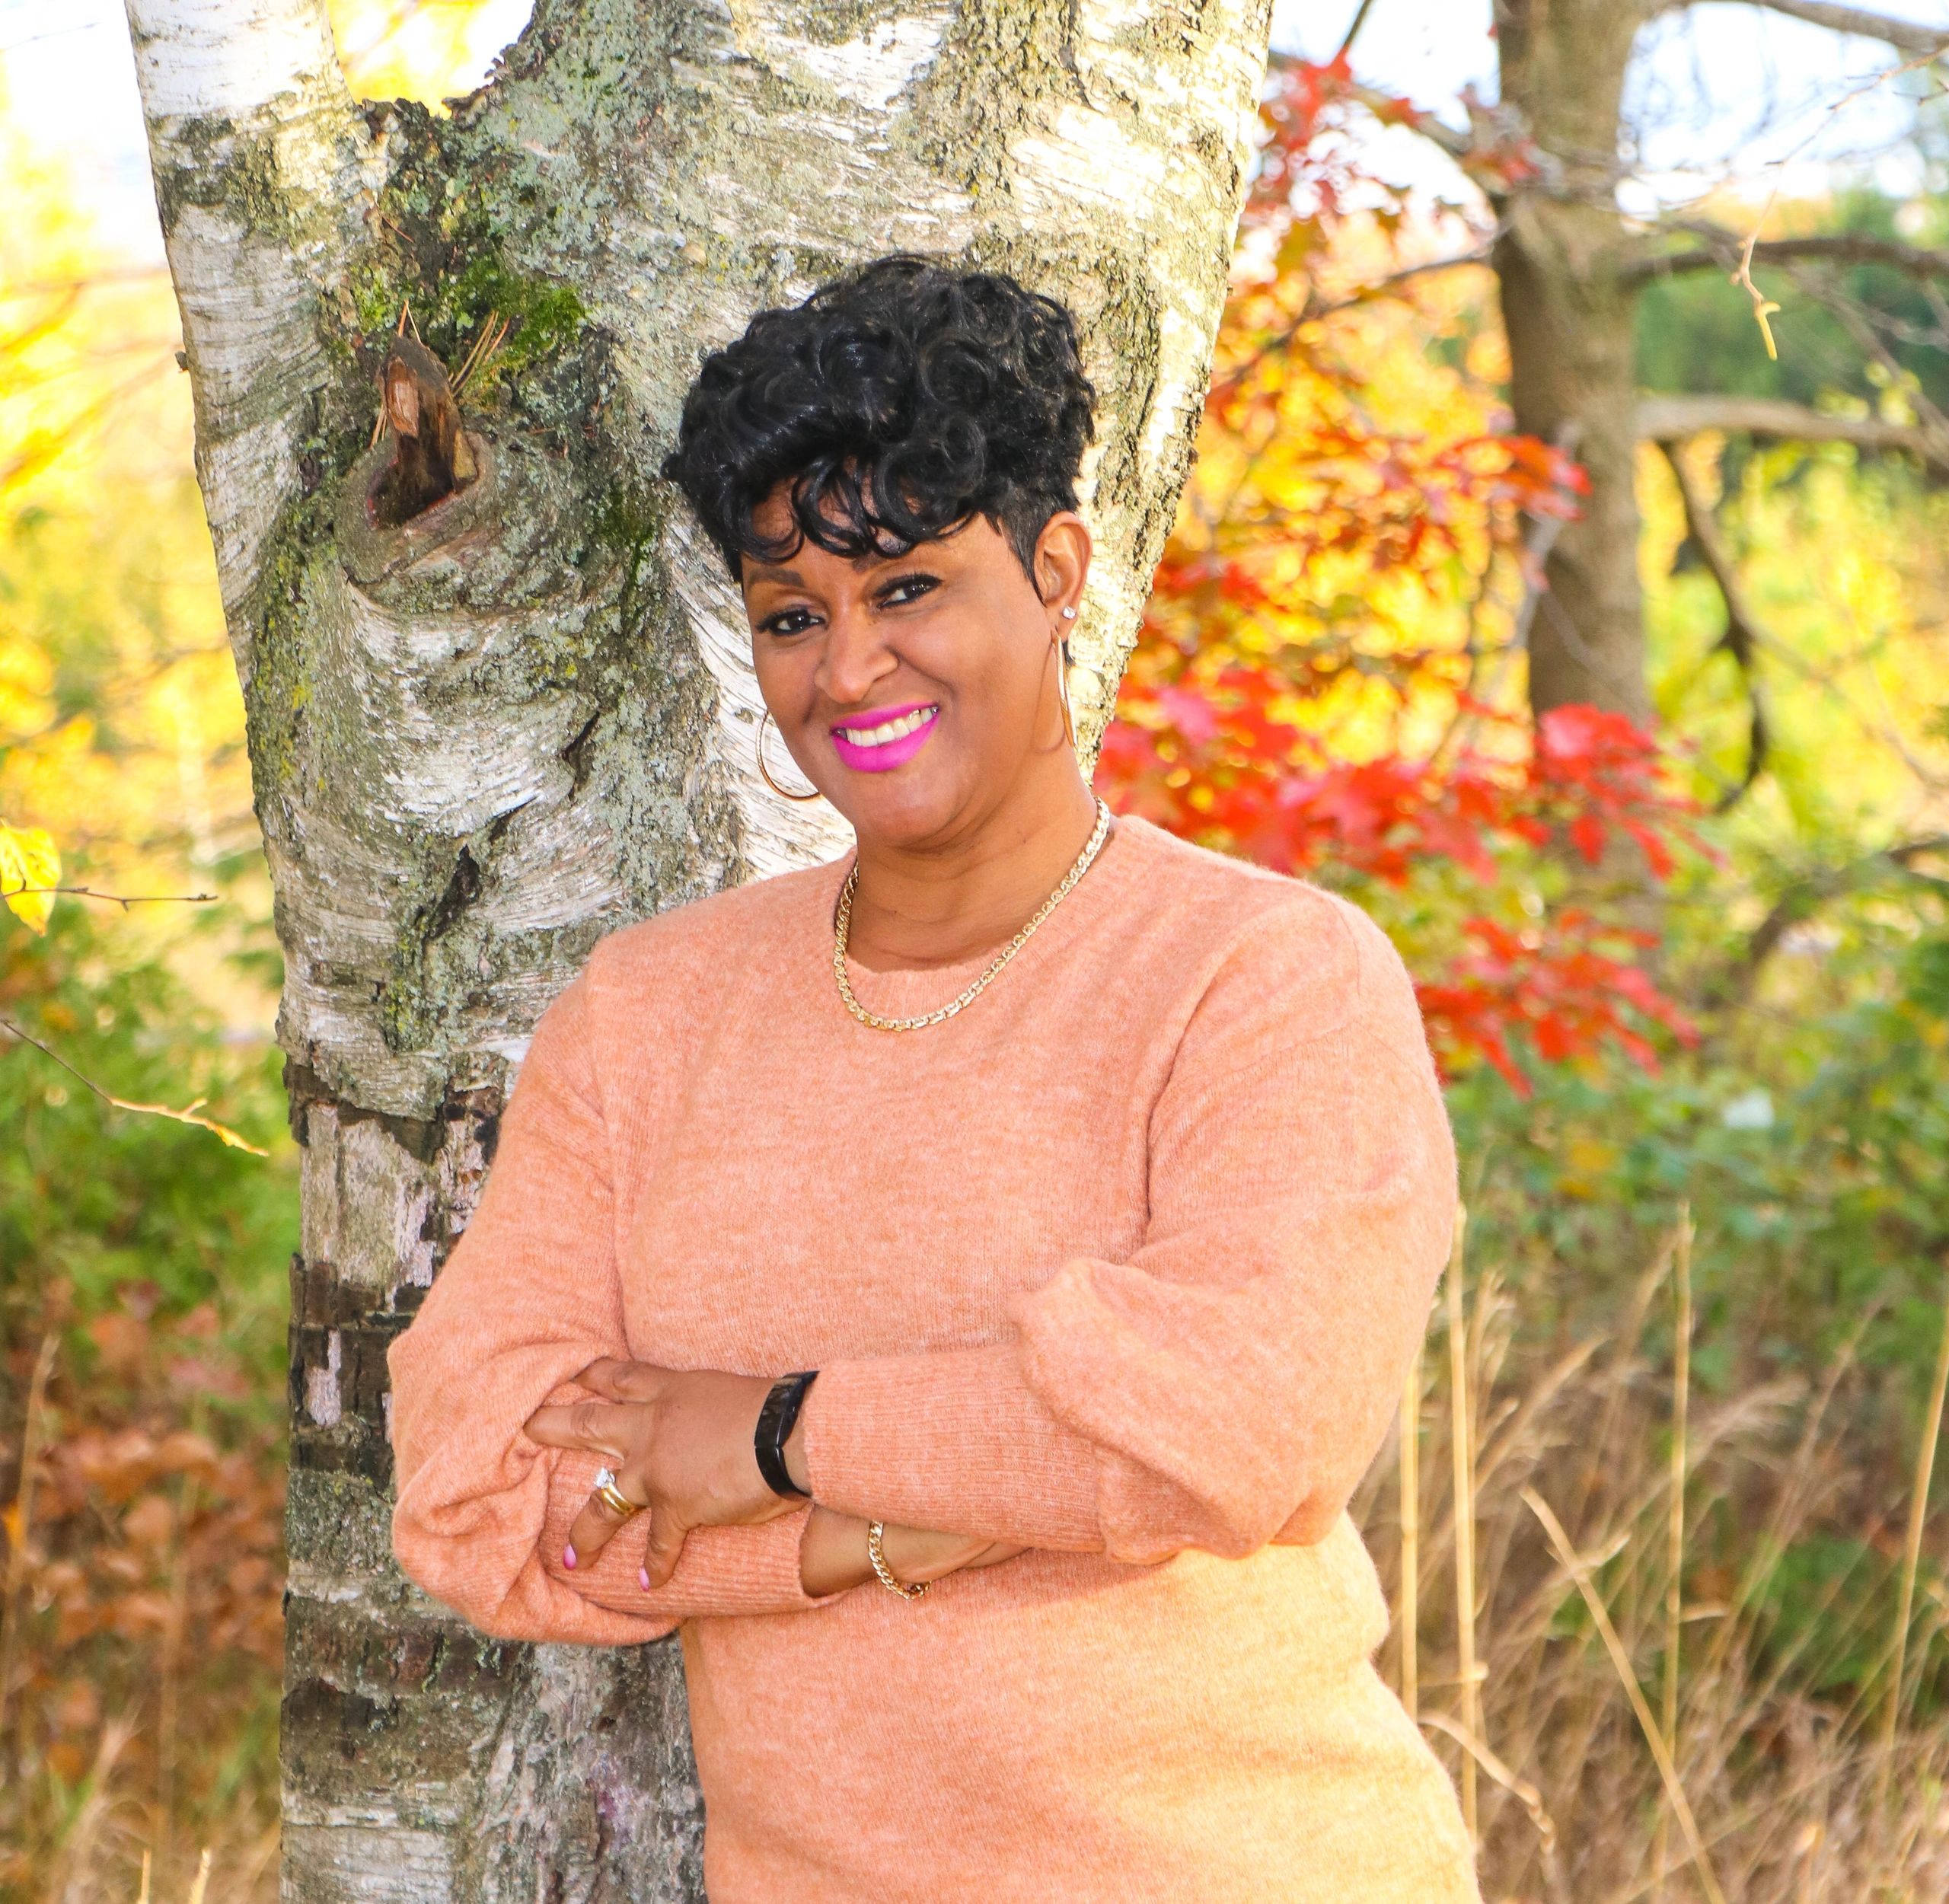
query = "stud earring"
(1061, 606, 1077, 620)
(756, 708, 822, 802)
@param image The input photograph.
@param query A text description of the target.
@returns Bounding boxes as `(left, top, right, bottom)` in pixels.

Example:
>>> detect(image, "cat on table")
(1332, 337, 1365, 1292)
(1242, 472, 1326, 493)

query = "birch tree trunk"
(120, 1, 1270, 1896)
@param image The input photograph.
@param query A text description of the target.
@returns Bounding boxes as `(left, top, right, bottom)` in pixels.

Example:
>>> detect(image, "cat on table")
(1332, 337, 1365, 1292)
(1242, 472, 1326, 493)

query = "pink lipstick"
(829, 700, 940, 773)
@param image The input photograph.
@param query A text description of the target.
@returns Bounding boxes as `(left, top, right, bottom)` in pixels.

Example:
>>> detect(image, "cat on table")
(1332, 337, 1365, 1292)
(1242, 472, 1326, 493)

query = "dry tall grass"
(1364, 1217, 1949, 1904)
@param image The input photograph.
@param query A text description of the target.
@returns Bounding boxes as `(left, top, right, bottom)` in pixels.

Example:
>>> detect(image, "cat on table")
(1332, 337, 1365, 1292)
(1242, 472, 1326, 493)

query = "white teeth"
(839, 706, 936, 747)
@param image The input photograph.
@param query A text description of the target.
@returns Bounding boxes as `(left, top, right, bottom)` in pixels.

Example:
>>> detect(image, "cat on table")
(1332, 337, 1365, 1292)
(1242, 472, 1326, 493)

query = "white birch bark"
(121, 0, 1272, 1896)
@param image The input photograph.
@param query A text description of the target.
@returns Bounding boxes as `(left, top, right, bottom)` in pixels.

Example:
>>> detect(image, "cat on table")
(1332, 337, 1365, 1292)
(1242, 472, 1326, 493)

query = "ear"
(1032, 512, 1092, 617)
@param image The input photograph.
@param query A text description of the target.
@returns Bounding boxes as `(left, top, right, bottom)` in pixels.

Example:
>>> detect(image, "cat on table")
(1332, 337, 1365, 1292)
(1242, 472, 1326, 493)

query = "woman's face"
(742, 492, 1090, 849)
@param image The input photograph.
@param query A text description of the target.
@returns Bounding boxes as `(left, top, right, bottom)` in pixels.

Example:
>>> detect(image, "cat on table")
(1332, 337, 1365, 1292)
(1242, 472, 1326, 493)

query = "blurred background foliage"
(2, 2, 1947, 1900)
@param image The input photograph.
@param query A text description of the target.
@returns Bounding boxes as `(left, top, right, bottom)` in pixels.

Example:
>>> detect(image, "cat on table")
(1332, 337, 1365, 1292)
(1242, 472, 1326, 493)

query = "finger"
(564, 1472, 644, 1568)
(572, 1357, 633, 1398)
(525, 1399, 633, 1459)
(639, 1506, 691, 1591)
(575, 1358, 665, 1403)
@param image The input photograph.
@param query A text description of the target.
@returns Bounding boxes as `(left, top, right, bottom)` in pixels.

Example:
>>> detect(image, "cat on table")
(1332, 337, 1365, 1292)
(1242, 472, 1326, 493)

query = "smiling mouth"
(832, 704, 939, 748)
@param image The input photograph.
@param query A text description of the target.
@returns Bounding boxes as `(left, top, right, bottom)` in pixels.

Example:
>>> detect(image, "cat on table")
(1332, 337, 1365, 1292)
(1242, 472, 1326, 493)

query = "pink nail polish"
(639, 1568, 652, 1591)
(563, 1545, 577, 1570)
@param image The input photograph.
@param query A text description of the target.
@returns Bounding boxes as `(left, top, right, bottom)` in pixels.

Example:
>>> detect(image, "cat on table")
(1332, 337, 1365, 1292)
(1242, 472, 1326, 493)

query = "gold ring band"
(592, 1465, 643, 1520)
(867, 1520, 929, 1600)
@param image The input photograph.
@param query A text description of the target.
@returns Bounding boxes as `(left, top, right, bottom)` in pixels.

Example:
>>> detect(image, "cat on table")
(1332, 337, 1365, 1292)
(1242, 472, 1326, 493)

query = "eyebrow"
(745, 564, 807, 586)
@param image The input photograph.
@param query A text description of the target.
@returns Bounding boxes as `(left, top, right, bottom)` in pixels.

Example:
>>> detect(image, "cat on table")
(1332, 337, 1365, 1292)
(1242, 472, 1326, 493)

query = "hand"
(799, 1507, 1028, 1596)
(524, 1359, 785, 1587)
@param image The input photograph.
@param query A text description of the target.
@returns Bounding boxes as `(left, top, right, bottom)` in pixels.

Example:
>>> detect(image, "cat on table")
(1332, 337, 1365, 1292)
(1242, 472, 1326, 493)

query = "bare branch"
(1335, 0, 1380, 60)
(1687, 40, 1949, 356)
(1625, 231, 1949, 286)
(4, 885, 218, 910)
(1658, 445, 1770, 812)
(1350, 83, 1472, 161)
(1225, 246, 1500, 375)
(1511, 423, 1584, 654)
(1743, 1, 1949, 56)
(1261, 55, 1477, 160)
(1, 1017, 270, 1155)
(1791, 259, 1949, 445)
(1637, 394, 1949, 475)
(1730, 836, 1949, 999)
(1208, 245, 1497, 394)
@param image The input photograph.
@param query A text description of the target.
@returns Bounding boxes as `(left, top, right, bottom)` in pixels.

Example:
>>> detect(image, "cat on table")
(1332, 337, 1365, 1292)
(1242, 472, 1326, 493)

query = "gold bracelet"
(866, 1520, 930, 1600)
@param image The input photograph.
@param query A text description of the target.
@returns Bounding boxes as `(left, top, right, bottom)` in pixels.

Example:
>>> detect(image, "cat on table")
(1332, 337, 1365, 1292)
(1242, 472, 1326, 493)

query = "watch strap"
(755, 1370, 818, 1501)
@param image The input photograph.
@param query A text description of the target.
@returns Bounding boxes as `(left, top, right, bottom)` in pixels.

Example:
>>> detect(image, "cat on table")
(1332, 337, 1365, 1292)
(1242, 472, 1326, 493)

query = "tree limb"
(1335, 0, 1380, 60)
(1730, 836, 1949, 999)
(1223, 245, 1499, 375)
(1262, 53, 1558, 196)
(1637, 394, 1949, 475)
(1787, 257, 1949, 446)
(1262, 55, 1478, 160)
(4, 885, 217, 909)
(1743, 2, 1949, 54)
(1511, 422, 1584, 654)
(1347, 83, 1474, 160)
(1625, 230, 1949, 285)
(1657, 444, 1770, 812)
(1, 1016, 269, 1154)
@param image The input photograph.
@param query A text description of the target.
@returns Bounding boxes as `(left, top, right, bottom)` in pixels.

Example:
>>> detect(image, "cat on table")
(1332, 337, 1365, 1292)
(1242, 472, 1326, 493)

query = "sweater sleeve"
(388, 971, 844, 1644)
(799, 891, 1457, 1566)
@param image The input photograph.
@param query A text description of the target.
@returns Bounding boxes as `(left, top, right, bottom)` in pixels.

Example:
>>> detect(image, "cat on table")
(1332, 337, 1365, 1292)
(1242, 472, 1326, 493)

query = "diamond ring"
(592, 1466, 643, 1520)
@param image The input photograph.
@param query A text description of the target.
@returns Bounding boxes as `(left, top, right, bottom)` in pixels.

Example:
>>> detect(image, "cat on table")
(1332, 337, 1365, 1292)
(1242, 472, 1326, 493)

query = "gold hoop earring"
(757, 708, 822, 802)
(1051, 633, 1077, 751)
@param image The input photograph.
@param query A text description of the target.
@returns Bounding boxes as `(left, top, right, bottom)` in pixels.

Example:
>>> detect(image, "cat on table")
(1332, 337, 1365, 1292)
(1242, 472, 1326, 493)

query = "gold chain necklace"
(833, 799, 1113, 1032)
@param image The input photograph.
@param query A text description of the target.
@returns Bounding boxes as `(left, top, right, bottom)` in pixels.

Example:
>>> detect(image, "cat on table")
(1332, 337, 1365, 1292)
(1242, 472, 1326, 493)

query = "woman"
(388, 257, 1478, 1902)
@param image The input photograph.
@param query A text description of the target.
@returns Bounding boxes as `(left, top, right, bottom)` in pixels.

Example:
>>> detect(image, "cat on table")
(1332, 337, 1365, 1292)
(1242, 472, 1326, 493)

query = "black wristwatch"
(754, 1370, 818, 1501)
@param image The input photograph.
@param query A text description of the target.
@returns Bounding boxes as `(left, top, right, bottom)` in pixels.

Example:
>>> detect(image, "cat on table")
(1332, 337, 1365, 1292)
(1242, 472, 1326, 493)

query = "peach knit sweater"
(389, 814, 1478, 1902)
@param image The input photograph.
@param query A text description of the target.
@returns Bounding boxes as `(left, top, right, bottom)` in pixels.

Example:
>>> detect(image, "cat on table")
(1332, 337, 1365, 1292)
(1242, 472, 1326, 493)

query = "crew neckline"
(816, 810, 1151, 1012)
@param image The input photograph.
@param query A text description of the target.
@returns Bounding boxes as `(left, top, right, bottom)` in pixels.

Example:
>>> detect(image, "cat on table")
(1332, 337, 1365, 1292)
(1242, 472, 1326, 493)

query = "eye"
(758, 606, 821, 638)
(876, 572, 941, 609)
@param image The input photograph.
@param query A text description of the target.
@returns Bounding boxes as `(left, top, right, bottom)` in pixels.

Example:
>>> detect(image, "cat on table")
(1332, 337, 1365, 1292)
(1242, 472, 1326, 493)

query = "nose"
(815, 597, 897, 710)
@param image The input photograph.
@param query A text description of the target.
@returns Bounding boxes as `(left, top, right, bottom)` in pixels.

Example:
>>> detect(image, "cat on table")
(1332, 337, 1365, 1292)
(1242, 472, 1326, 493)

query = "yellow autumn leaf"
(0, 820, 59, 933)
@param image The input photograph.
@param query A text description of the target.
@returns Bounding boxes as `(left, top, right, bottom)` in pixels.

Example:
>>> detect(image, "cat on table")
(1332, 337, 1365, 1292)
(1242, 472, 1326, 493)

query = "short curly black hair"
(660, 256, 1096, 585)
